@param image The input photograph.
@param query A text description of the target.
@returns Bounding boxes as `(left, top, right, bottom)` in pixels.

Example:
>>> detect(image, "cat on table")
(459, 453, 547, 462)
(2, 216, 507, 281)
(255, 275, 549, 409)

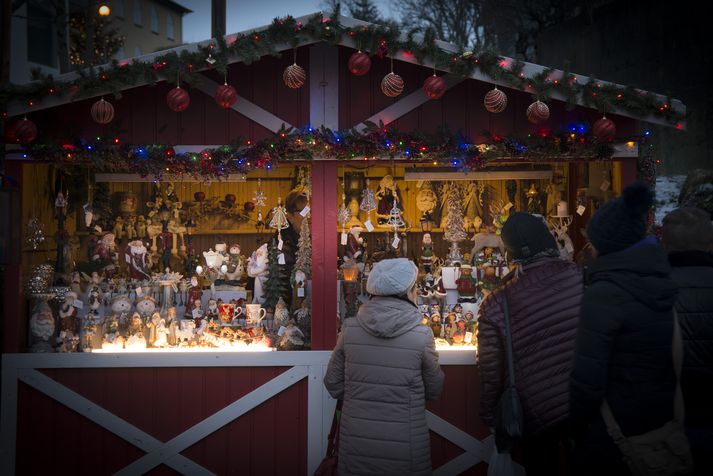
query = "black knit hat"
(586, 181, 654, 255)
(662, 207, 713, 252)
(501, 212, 558, 261)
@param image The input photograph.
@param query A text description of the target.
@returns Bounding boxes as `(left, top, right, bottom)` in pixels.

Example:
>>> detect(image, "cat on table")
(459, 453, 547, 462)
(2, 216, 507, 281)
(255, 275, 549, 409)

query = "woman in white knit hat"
(324, 258, 444, 475)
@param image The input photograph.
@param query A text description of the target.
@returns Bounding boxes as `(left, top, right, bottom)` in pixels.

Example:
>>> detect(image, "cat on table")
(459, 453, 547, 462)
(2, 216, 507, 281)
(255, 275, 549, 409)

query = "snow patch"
(655, 175, 687, 224)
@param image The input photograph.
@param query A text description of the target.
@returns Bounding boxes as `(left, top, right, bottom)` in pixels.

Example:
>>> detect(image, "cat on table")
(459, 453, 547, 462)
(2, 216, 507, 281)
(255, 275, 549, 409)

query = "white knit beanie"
(366, 258, 418, 296)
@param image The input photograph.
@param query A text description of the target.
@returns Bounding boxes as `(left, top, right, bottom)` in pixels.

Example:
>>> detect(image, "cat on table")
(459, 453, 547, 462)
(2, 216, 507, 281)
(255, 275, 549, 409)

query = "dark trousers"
(521, 423, 572, 476)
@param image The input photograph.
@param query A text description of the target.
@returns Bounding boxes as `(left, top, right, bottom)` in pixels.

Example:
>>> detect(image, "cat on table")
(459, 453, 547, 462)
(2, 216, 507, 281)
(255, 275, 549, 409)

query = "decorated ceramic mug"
(245, 304, 267, 326)
(219, 303, 243, 324)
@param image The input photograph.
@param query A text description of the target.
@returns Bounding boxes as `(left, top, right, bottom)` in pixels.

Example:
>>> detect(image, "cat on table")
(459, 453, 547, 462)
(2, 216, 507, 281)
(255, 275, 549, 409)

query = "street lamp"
(98, 5, 111, 16)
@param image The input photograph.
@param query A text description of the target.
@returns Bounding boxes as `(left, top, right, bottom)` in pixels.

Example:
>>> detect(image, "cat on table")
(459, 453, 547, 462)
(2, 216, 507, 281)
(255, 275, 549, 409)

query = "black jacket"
(669, 250, 713, 427)
(570, 242, 678, 436)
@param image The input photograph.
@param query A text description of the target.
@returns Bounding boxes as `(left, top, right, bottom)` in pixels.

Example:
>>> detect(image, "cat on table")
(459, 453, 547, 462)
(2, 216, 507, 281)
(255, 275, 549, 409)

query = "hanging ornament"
(484, 87, 507, 113)
(348, 51, 371, 76)
(360, 179, 377, 213)
(215, 83, 238, 109)
(269, 197, 290, 240)
(381, 58, 403, 98)
(338, 179, 350, 234)
(167, 86, 190, 112)
(25, 217, 46, 250)
(377, 40, 389, 59)
(205, 43, 216, 65)
(423, 74, 446, 100)
(283, 49, 306, 89)
(526, 100, 550, 124)
(90, 98, 115, 124)
(593, 116, 616, 142)
(253, 179, 267, 208)
(5, 117, 38, 144)
(386, 199, 405, 230)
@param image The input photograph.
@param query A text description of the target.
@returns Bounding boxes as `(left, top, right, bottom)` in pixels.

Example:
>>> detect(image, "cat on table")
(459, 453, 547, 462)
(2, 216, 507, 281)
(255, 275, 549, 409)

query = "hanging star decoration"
(252, 179, 267, 208)
(338, 192, 350, 232)
(26, 217, 46, 250)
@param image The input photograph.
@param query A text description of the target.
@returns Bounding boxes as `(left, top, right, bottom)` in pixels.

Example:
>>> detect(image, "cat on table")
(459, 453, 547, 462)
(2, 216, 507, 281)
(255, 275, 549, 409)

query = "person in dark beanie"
(663, 207, 713, 475)
(570, 182, 680, 475)
(478, 212, 582, 475)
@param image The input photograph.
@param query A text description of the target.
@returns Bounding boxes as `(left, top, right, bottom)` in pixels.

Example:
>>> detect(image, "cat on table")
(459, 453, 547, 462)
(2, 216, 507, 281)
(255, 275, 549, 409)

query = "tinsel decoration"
(283, 49, 306, 89)
(90, 98, 115, 124)
(484, 87, 507, 113)
(167, 86, 190, 112)
(423, 74, 446, 100)
(26, 217, 46, 250)
(5, 117, 38, 144)
(359, 179, 377, 212)
(215, 83, 238, 109)
(348, 51, 371, 76)
(526, 100, 550, 124)
(593, 116, 616, 142)
(269, 197, 289, 240)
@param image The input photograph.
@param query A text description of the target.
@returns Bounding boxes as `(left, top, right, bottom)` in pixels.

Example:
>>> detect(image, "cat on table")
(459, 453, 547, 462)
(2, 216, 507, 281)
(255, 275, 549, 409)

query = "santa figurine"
(455, 264, 478, 303)
(125, 240, 151, 281)
(57, 292, 80, 352)
(345, 226, 365, 268)
(420, 233, 435, 273)
(185, 276, 203, 318)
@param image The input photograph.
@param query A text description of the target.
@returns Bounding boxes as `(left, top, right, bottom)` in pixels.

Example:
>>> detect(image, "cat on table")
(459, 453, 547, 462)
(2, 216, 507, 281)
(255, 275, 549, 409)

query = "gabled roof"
(6, 12, 685, 129)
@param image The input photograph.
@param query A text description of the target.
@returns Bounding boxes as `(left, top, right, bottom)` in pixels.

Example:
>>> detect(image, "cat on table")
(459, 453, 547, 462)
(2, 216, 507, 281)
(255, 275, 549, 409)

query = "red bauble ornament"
(167, 86, 190, 112)
(215, 83, 238, 109)
(423, 75, 446, 100)
(225, 194, 236, 205)
(90, 98, 115, 124)
(244, 201, 255, 212)
(484, 87, 507, 113)
(381, 72, 404, 97)
(194, 191, 206, 202)
(348, 51, 371, 76)
(283, 64, 306, 89)
(5, 117, 38, 144)
(593, 116, 616, 142)
(526, 100, 550, 124)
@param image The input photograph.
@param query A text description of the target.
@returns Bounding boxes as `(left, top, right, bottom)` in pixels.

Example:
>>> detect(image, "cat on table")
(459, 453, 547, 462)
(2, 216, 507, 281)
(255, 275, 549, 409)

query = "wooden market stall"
(1, 12, 685, 476)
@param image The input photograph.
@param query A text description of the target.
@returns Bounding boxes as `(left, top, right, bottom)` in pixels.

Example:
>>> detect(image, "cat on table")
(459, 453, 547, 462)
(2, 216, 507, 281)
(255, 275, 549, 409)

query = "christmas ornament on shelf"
(593, 116, 616, 142)
(252, 179, 267, 208)
(444, 185, 468, 264)
(348, 51, 371, 76)
(91, 98, 115, 124)
(167, 86, 190, 112)
(359, 179, 377, 214)
(526, 100, 550, 124)
(5, 117, 38, 144)
(283, 49, 306, 89)
(386, 195, 406, 249)
(484, 87, 507, 113)
(269, 197, 289, 240)
(215, 82, 238, 109)
(423, 74, 446, 100)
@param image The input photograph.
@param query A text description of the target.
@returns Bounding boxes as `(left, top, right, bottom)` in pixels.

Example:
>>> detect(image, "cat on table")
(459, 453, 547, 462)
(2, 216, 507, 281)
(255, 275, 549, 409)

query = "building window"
(134, 46, 142, 57)
(114, 0, 124, 18)
(115, 46, 125, 59)
(150, 6, 158, 33)
(27, 0, 56, 67)
(133, 0, 142, 26)
(166, 14, 174, 40)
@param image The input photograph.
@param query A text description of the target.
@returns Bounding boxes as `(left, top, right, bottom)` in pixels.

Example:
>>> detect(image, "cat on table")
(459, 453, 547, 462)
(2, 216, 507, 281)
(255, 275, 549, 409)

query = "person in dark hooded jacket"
(570, 182, 679, 475)
(662, 207, 713, 475)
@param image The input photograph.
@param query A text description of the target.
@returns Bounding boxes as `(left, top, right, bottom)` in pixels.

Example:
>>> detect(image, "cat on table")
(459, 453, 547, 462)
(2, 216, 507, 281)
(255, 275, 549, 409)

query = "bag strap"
(325, 400, 343, 457)
(601, 308, 686, 439)
(501, 290, 516, 388)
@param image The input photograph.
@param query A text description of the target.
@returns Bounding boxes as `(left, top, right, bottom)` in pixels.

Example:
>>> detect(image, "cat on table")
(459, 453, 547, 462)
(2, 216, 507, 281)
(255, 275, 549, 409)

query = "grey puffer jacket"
(324, 296, 444, 476)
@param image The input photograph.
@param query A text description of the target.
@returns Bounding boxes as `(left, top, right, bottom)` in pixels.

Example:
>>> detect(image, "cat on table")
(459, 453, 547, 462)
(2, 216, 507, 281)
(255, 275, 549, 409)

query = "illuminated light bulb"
(626, 141, 635, 149)
(98, 5, 110, 16)
(196, 265, 203, 274)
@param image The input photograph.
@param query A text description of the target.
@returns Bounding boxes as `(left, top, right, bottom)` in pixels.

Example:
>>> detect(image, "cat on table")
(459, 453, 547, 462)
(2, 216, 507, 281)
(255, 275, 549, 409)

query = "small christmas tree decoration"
(526, 100, 550, 124)
(359, 179, 377, 213)
(91, 98, 115, 124)
(348, 51, 371, 76)
(167, 86, 190, 112)
(593, 116, 616, 142)
(262, 240, 290, 311)
(381, 72, 404, 98)
(484, 87, 507, 113)
(423, 74, 446, 99)
(269, 197, 289, 240)
(5, 117, 38, 144)
(444, 185, 468, 264)
(293, 216, 311, 280)
(215, 83, 238, 109)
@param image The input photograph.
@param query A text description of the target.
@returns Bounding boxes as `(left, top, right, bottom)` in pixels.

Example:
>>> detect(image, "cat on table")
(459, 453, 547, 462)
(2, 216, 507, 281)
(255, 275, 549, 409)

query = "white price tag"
(125, 254, 131, 263)
(73, 299, 84, 309)
(392, 235, 400, 249)
(300, 206, 310, 217)
(576, 205, 586, 216)
(504, 202, 514, 211)
(364, 220, 374, 232)
(465, 331, 473, 344)
(278, 239, 284, 250)
(297, 287, 305, 297)
(277, 326, 287, 336)
(278, 253, 286, 265)
(565, 241, 575, 253)
(340, 232, 348, 245)
(135, 286, 143, 297)
(600, 180, 611, 192)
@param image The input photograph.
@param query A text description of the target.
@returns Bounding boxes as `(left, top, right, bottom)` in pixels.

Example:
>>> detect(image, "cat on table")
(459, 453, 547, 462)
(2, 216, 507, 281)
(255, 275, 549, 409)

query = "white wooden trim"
(193, 76, 294, 133)
(308, 363, 334, 474)
(310, 44, 340, 130)
(434, 452, 484, 476)
(116, 365, 309, 475)
(354, 74, 465, 132)
(17, 368, 214, 475)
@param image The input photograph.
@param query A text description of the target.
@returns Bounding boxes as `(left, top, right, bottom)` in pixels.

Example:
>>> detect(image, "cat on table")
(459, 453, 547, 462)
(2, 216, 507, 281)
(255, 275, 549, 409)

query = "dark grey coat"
(324, 296, 444, 476)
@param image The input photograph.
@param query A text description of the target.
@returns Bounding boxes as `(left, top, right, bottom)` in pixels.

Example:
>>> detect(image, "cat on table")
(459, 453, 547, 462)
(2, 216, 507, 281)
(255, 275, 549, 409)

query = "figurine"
(110, 294, 133, 337)
(420, 233, 435, 273)
(29, 300, 55, 353)
(455, 264, 478, 303)
(166, 307, 178, 346)
(113, 216, 125, 242)
(246, 243, 269, 304)
(205, 298, 219, 321)
(345, 226, 365, 268)
(125, 312, 147, 349)
(57, 292, 80, 352)
(126, 240, 151, 281)
(444, 312, 458, 341)
(153, 312, 169, 347)
(277, 318, 305, 350)
(175, 320, 196, 346)
(185, 276, 203, 317)
(191, 299, 204, 327)
(273, 297, 290, 330)
(157, 222, 173, 271)
(82, 312, 99, 352)
(102, 314, 124, 350)
(135, 295, 156, 319)
(430, 314, 443, 338)
(470, 226, 506, 257)
(224, 244, 244, 285)
(125, 216, 137, 241)
(375, 175, 402, 226)
(136, 215, 147, 239)
(91, 232, 118, 277)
